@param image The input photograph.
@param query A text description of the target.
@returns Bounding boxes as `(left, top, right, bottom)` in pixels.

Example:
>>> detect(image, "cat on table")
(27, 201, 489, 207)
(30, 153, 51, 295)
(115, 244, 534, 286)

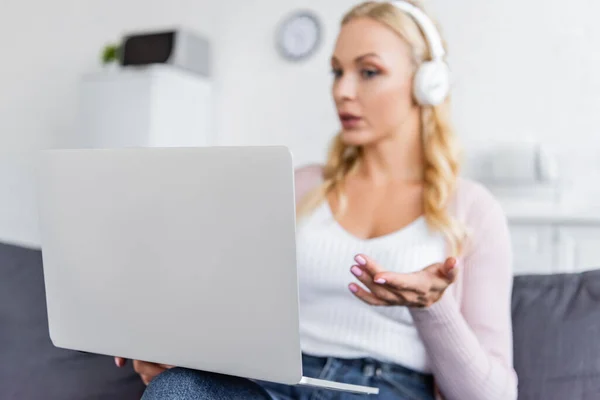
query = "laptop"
(36, 145, 379, 396)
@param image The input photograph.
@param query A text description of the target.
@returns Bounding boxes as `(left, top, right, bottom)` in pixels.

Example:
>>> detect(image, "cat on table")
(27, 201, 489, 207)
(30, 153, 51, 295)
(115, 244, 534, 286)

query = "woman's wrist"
(409, 289, 458, 324)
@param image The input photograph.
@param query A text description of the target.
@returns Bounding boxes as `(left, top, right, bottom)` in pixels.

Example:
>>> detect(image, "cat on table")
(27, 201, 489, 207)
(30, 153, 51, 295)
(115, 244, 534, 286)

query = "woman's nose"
(333, 75, 357, 102)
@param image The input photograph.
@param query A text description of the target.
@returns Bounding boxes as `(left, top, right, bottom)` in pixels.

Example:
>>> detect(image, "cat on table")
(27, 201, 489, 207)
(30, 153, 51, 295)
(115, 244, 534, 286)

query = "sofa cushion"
(4, 238, 600, 400)
(0, 242, 146, 400)
(512, 269, 600, 400)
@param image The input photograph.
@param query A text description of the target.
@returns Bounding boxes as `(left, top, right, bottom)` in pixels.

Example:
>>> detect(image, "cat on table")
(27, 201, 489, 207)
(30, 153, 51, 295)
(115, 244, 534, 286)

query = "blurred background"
(2, 0, 600, 273)
(3, 2, 600, 399)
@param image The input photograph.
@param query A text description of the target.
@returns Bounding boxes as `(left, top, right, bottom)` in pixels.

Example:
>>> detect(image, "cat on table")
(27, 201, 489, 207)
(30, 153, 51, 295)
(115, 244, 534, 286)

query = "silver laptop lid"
(37, 146, 303, 385)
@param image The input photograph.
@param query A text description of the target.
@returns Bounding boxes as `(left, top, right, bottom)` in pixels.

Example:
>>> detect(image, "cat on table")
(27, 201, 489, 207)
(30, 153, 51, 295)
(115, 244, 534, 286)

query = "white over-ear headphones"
(391, 1, 450, 106)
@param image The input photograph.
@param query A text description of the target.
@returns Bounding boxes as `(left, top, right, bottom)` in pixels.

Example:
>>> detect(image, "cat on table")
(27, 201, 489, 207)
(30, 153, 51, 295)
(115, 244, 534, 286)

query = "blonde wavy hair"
(297, 0, 466, 256)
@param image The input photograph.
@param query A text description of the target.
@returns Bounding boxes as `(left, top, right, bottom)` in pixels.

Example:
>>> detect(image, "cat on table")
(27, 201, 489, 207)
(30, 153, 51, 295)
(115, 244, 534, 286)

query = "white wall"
(0, 0, 217, 247)
(430, 0, 600, 193)
(213, 0, 600, 191)
(2, 0, 600, 247)
(212, 0, 355, 166)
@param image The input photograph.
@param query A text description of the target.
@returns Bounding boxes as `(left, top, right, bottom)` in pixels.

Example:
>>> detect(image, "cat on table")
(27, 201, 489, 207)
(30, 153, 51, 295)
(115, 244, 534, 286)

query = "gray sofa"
(1, 242, 599, 399)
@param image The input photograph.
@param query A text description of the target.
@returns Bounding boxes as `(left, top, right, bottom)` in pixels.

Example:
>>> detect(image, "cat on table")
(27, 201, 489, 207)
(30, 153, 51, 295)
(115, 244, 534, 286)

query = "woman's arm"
(409, 187, 518, 400)
(294, 164, 324, 203)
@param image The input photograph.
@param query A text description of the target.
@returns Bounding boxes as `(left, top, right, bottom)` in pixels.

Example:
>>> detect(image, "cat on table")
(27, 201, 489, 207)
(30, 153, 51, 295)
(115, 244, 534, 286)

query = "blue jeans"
(142, 354, 435, 400)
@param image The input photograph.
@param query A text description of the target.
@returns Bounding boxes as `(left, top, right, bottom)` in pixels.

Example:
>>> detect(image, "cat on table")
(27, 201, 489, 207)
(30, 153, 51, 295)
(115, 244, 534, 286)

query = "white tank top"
(296, 201, 446, 373)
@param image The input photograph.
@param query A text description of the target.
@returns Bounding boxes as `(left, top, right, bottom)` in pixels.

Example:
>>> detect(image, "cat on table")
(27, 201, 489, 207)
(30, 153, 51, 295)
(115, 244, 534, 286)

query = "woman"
(116, 1, 518, 399)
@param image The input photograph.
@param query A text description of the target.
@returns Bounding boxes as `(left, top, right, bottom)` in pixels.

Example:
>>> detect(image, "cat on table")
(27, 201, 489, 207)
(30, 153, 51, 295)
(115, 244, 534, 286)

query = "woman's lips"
(339, 113, 363, 129)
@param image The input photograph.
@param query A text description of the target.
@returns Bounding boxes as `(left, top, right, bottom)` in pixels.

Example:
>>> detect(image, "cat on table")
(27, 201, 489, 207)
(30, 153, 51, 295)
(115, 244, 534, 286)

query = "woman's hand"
(348, 254, 458, 308)
(114, 357, 174, 385)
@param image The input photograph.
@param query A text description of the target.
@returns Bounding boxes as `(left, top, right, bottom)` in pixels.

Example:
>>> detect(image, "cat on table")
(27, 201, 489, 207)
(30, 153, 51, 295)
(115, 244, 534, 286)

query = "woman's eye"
(362, 69, 380, 79)
(331, 68, 343, 79)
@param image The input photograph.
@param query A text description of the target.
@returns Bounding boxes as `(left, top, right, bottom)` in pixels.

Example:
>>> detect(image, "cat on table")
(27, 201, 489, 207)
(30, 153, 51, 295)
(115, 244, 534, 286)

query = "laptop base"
(298, 376, 379, 395)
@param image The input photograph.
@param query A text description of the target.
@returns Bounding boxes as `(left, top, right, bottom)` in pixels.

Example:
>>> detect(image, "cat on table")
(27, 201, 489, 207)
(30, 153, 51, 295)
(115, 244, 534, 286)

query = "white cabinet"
(75, 65, 213, 149)
(556, 227, 600, 272)
(509, 224, 556, 274)
(508, 222, 600, 275)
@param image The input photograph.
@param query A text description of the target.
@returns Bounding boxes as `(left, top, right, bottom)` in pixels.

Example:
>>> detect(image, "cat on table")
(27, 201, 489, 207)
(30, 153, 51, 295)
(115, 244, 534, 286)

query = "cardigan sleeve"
(409, 184, 518, 400)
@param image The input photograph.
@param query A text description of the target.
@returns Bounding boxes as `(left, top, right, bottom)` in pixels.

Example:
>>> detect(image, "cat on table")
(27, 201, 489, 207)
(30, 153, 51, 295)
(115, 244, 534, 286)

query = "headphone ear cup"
(413, 60, 450, 106)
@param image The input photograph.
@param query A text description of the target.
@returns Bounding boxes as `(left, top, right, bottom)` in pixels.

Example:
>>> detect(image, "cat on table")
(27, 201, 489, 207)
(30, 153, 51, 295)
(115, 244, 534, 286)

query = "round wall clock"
(276, 11, 322, 62)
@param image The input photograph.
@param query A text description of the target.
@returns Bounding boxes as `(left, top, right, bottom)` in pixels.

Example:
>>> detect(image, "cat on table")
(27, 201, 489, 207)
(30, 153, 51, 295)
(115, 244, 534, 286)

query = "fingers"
(140, 367, 173, 385)
(350, 264, 399, 303)
(115, 356, 173, 387)
(349, 254, 460, 308)
(376, 268, 455, 295)
(116, 358, 170, 386)
(381, 258, 459, 290)
(425, 257, 459, 284)
(348, 283, 389, 306)
(441, 257, 459, 281)
(134, 360, 166, 376)
(373, 270, 429, 294)
(115, 357, 173, 370)
(351, 254, 433, 302)
(354, 254, 385, 279)
(133, 360, 168, 385)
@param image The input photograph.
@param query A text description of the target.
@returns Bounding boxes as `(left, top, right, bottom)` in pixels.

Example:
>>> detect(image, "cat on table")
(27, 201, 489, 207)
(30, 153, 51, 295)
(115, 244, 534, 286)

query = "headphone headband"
(391, 1, 445, 61)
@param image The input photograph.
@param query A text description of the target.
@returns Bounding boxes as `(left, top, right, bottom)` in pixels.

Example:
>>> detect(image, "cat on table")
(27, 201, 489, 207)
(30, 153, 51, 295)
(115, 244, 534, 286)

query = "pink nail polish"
(115, 359, 121, 367)
(349, 284, 358, 293)
(375, 278, 386, 284)
(355, 255, 366, 265)
(351, 266, 363, 277)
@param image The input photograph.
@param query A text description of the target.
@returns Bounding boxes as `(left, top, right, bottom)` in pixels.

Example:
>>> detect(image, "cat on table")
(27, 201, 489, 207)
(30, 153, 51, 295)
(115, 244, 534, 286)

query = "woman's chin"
(340, 128, 375, 146)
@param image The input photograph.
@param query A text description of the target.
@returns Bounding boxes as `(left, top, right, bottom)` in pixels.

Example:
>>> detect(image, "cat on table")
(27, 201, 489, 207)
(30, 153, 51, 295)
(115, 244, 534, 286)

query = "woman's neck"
(357, 127, 424, 186)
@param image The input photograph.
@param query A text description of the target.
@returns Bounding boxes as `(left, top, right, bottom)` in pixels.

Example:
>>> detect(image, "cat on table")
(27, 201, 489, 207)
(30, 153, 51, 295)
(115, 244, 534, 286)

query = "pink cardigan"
(294, 165, 518, 400)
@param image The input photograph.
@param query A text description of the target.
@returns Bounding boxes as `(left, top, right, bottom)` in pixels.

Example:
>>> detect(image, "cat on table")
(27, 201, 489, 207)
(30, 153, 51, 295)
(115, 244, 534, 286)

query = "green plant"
(101, 43, 121, 65)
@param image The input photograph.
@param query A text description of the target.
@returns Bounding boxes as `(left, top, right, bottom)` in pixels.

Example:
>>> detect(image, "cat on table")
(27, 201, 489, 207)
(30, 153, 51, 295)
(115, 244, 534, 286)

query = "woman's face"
(331, 17, 417, 146)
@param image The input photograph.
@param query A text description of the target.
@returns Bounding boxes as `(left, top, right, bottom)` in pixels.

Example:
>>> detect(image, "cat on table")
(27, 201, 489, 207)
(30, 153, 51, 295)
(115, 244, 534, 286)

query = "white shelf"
(501, 200, 600, 225)
(497, 198, 600, 275)
(76, 65, 214, 149)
